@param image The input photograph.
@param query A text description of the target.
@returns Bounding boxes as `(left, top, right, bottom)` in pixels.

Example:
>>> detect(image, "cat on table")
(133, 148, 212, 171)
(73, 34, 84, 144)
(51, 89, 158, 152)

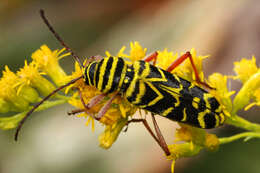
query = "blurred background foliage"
(0, 0, 260, 172)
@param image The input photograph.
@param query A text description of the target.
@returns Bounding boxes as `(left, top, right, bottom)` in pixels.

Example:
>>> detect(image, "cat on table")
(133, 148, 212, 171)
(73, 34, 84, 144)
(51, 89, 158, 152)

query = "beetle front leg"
(68, 92, 118, 121)
(68, 89, 106, 119)
(95, 93, 118, 120)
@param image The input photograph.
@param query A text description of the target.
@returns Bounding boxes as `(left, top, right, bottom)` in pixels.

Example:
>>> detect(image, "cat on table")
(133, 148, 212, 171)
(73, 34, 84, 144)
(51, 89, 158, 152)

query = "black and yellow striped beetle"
(15, 9, 225, 156)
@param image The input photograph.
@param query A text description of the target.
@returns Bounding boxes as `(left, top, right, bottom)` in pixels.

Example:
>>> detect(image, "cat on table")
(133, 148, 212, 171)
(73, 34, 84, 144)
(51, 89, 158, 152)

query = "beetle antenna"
(40, 9, 83, 68)
(14, 75, 84, 141)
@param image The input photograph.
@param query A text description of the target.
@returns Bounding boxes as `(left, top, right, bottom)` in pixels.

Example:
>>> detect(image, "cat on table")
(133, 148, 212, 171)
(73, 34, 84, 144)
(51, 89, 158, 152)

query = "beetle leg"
(167, 52, 213, 89)
(151, 114, 170, 156)
(91, 55, 103, 61)
(143, 51, 158, 65)
(126, 119, 160, 148)
(127, 118, 170, 156)
(76, 88, 106, 110)
(95, 93, 118, 120)
(68, 89, 106, 119)
(84, 55, 103, 67)
(69, 92, 118, 121)
(67, 108, 85, 115)
(86, 93, 106, 109)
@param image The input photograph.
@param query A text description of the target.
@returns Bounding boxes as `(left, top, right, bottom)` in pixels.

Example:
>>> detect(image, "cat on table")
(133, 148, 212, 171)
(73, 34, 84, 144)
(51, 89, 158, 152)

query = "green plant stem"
(0, 99, 67, 130)
(34, 99, 68, 112)
(55, 94, 71, 100)
(225, 115, 260, 132)
(219, 132, 260, 144)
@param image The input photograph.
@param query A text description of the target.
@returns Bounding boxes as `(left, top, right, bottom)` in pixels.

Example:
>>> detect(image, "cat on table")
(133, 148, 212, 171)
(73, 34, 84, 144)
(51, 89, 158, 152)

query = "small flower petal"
(129, 42, 147, 61)
(98, 117, 128, 149)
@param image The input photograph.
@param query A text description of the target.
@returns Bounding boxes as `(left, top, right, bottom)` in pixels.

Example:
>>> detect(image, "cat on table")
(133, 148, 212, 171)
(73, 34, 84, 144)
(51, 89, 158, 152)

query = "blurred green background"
(1, 0, 260, 172)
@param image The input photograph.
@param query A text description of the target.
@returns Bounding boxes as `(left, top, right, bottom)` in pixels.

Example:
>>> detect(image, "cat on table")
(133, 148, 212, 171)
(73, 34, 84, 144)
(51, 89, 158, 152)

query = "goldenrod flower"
(208, 73, 234, 114)
(233, 56, 258, 83)
(232, 56, 260, 112)
(233, 67, 260, 114)
(156, 49, 178, 70)
(17, 61, 56, 97)
(31, 45, 69, 86)
(0, 66, 29, 111)
(129, 41, 147, 61)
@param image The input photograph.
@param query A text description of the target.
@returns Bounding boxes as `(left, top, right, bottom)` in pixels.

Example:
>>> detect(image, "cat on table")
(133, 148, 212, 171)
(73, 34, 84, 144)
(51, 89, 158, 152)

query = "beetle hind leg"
(126, 115, 170, 156)
(167, 52, 213, 89)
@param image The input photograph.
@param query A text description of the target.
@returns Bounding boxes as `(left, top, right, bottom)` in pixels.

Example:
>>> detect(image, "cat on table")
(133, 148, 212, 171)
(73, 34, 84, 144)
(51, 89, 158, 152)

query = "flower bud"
(0, 98, 10, 113)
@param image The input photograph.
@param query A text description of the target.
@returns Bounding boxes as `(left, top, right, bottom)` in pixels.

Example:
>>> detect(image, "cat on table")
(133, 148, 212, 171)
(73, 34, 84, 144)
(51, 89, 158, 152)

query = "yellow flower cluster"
(232, 56, 260, 113)
(0, 45, 69, 129)
(1, 41, 260, 173)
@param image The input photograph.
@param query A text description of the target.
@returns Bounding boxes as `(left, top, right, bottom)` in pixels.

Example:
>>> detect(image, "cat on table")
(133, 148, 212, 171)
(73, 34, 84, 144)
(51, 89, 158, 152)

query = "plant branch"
(219, 132, 260, 144)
